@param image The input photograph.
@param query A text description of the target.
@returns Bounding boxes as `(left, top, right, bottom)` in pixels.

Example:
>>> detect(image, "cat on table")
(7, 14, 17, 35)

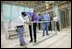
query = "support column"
(68, 3, 71, 27)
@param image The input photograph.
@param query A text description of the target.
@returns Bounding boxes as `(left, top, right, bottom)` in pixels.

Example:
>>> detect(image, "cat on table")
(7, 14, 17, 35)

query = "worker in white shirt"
(15, 12, 29, 46)
(53, 16, 60, 31)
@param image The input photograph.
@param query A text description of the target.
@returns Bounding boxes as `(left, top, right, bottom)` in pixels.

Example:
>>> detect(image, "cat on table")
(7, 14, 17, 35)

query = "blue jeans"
(17, 26, 26, 44)
(42, 22, 48, 35)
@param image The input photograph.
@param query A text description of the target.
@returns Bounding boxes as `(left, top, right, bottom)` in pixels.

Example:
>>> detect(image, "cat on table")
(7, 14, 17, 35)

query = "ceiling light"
(49, 1, 54, 3)
(46, 3, 49, 9)
(45, 1, 48, 3)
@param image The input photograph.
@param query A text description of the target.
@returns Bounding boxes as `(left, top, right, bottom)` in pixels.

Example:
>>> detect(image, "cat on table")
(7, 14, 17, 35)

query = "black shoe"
(58, 30, 60, 31)
(20, 44, 24, 46)
(20, 43, 27, 46)
(30, 40, 33, 42)
(34, 40, 36, 43)
(47, 34, 49, 36)
(42, 35, 45, 36)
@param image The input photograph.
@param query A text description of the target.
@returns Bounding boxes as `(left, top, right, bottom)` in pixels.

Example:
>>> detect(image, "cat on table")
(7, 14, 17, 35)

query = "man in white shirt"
(53, 16, 60, 31)
(15, 12, 29, 46)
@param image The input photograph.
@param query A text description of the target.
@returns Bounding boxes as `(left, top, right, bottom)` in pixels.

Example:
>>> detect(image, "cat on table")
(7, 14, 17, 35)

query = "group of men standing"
(15, 11, 59, 47)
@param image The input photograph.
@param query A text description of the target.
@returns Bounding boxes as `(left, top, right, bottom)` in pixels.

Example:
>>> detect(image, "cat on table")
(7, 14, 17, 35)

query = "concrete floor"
(1, 27, 71, 48)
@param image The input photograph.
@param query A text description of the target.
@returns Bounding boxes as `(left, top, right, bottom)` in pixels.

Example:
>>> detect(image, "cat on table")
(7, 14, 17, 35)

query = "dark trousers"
(56, 22, 60, 31)
(54, 22, 60, 31)
(48, 22, 52, 31)
(29, 23, 37, 42)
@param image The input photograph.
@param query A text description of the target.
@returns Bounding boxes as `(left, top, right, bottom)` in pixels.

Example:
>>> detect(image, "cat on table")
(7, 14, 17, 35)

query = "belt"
(17, 25, 23, 28)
